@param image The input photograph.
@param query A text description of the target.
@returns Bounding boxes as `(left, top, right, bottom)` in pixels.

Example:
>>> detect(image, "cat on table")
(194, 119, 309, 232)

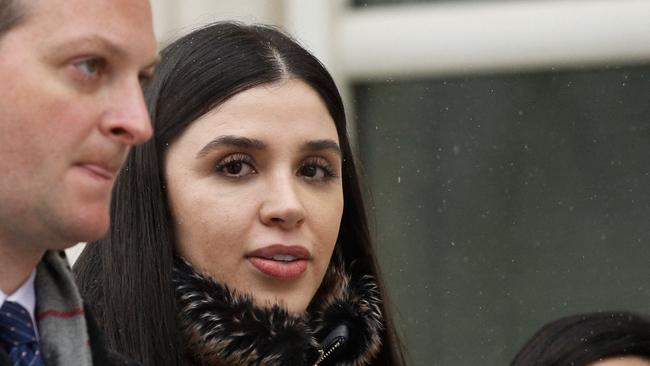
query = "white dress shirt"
(0, 270, 39, 338)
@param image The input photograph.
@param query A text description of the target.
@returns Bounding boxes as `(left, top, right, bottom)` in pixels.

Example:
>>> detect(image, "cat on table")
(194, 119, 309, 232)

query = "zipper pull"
(314, 324, 349, 366)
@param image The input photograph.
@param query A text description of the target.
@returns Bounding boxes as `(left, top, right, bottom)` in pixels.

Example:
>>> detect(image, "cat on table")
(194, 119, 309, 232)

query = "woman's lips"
(247, 245, 310, 280)
(248, 257, 308, 280)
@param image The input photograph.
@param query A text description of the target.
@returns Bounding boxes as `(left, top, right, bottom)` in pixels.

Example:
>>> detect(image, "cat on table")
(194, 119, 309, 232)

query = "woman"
(74, 22, 405, 366)
(511, 311, 650, 366)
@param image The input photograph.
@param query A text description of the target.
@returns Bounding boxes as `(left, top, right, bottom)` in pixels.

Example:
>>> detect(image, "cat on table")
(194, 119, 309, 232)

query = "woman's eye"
(300, 165, 324, 179)
(298, 159, 336, 181)
(215, 156, 256, 178)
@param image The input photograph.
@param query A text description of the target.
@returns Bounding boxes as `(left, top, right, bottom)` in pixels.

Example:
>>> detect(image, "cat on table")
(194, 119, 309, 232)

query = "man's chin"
(53, 212, 111, 248)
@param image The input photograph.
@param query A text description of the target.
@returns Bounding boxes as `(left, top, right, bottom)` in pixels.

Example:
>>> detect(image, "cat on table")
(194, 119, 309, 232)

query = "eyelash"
(298, 157, 337, 181)
(213, 154, 338, 181)
(214, 154, 256, 178)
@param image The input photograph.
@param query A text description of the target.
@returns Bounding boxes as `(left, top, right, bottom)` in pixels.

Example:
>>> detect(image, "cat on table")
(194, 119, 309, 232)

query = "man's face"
(0, 0, 157, 249)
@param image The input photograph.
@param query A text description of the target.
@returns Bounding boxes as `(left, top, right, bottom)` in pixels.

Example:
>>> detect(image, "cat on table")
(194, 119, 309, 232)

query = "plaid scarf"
(35, 251, 93, 366)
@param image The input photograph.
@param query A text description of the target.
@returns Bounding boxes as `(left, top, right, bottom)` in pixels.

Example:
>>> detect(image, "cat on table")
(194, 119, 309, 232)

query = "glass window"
(352, 0, 510, 7)
(354, 65, 650, 365)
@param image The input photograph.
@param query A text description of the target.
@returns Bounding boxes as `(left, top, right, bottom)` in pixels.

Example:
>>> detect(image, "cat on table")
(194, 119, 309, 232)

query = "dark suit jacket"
(0, 306, 139, 366)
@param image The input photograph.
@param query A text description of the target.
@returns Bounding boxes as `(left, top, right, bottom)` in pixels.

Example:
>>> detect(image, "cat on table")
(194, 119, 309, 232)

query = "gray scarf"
(35, 251, 93, 366)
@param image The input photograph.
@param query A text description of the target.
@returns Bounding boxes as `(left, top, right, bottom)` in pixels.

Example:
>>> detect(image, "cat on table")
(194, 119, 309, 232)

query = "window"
(352, 0, 498, 7)
(354, 65, 650, 364)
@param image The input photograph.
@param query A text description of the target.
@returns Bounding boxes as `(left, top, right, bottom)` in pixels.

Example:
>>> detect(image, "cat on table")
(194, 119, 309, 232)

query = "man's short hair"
(0, 0, 24, 39)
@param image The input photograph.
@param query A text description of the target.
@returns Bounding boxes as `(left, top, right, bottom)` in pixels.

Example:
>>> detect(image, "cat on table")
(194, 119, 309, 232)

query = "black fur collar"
(173, 253, 383, 366)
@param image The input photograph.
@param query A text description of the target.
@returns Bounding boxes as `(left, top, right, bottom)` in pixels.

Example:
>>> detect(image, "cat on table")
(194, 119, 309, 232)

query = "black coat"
(0, 306, 139, 366)
(174, 256, 384, 366)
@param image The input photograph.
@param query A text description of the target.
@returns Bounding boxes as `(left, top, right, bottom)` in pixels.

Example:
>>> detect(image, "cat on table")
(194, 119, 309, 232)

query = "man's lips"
(75, 163, 117, 180)
(247, 245, 310, 280)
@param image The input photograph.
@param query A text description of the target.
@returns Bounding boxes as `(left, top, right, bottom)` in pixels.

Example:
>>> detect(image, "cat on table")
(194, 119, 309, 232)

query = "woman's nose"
(259, 176, 306, 230)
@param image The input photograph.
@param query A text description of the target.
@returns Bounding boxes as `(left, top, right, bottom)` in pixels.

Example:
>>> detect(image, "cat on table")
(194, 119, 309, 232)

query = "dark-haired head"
(74, 21, 405, 366)
(511, 311, 650, 366)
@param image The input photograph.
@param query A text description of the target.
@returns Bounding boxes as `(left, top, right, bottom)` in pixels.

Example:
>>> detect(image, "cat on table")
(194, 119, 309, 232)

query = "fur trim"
(309, 256, 384, 366)
(173, 254, 383, 366)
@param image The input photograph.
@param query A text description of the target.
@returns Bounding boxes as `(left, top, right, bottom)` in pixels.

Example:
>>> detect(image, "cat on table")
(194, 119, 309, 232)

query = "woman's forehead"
(184, 80, 338, 144)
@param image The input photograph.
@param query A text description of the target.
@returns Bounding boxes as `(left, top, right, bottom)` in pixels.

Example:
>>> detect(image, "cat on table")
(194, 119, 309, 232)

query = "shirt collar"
(0, 270, 38, 330)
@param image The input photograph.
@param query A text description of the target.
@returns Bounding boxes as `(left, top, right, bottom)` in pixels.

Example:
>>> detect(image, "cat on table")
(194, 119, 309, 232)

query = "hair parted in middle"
(74, 21, 405, 366)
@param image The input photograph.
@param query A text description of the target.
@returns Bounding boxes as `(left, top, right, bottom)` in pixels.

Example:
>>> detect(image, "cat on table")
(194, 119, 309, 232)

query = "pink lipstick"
(247, 245, 310, 280)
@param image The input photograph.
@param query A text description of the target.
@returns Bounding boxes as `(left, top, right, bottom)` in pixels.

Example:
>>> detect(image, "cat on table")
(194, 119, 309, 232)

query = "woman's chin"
(252, 293, 310, 315)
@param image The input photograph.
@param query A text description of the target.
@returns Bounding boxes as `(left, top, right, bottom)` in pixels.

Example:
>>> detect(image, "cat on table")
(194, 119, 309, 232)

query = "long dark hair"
(74, 21, 405, 366)
(511, 311, 650, 366)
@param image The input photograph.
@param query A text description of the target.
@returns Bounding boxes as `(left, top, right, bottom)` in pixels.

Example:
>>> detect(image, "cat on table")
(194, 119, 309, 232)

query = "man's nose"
(259, 175, 307, 230)
(100, 79, 152, 145)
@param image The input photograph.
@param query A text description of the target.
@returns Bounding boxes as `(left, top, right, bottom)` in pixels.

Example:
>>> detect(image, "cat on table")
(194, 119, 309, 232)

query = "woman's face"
(165, 79, 344, 314)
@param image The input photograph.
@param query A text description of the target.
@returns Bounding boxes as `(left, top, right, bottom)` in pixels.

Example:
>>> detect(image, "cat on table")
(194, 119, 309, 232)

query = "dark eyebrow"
(196, 135, 266, 158)
(302, 139, 341, 157)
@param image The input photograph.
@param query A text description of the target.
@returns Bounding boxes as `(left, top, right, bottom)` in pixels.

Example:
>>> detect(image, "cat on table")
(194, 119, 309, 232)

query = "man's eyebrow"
(302, 139, 341, 157)
(49, 35, 127, 58)
(196, 135, 266, 158)
(47, 35, 160, 70)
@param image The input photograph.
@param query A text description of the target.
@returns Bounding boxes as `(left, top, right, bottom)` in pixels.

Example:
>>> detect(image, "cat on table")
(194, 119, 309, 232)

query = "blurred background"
(70, 0, 650, 364)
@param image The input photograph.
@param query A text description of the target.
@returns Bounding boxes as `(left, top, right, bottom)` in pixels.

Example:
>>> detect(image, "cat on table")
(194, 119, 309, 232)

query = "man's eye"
(75, 58, 104, 77)
(138, 73, 153, 87)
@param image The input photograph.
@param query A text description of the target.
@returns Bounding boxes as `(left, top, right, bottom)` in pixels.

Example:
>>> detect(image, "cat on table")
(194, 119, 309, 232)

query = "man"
(0, 0, 157, 365)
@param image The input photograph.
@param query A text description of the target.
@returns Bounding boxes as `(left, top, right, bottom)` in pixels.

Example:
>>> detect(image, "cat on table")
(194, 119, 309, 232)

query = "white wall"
(338, 0, 650, 79)
(65, 243, 85, 265)
(150, 0, 284, 44)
